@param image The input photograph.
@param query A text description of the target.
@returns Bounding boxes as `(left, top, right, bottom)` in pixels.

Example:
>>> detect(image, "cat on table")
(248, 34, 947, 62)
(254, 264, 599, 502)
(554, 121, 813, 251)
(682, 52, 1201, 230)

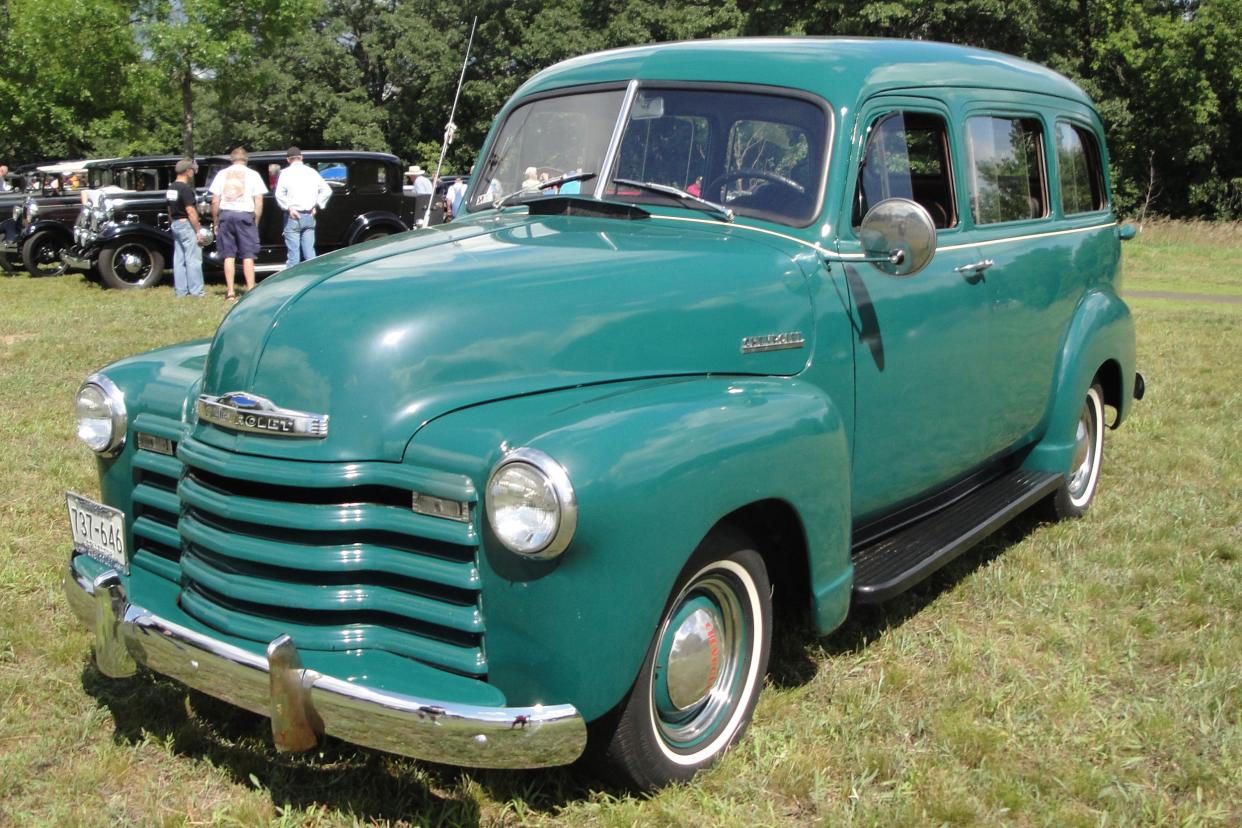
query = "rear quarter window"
(1056, 122, 1106, 214)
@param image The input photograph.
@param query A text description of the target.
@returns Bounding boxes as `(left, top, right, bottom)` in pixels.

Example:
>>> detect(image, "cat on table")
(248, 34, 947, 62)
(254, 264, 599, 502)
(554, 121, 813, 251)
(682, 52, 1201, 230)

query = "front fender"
(1023, 289, 1135, 475)
(406, 375, 852, 721)
(98, 223, 174, 252)
(21, 219, 72, 243)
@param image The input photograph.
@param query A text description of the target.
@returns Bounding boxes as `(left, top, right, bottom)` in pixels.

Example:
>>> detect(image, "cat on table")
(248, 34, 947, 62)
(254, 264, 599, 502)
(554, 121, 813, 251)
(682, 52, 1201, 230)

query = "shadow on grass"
(80, 662, 618, 824)
(768, 510, 1050, 683)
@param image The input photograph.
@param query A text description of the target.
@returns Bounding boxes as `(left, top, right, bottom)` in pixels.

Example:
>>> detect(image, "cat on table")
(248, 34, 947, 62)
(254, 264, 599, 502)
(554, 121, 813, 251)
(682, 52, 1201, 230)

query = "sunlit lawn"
(0, 224, 1238, 826)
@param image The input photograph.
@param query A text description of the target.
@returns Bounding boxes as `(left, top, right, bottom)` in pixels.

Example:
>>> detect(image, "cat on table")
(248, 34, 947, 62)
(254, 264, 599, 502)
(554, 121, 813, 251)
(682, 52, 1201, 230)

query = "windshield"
(467, 85, 829, 227)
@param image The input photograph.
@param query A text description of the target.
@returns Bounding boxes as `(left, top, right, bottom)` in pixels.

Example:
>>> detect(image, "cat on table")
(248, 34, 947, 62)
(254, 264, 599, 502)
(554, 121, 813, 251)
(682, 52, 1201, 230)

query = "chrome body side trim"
(64, 558, 588, 769)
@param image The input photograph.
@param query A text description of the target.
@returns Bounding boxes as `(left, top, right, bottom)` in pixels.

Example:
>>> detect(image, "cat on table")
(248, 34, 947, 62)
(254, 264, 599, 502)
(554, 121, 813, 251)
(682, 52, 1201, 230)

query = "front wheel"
(21, 231, 69, 277)
(1048, 383, 1105, 520)
(587, 528, 772, 790)
(99, 241, 164, 289)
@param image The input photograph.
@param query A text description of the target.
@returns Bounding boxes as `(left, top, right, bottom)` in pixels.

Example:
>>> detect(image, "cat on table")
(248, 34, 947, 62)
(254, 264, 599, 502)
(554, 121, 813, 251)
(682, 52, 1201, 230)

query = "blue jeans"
(171, 219, 203, 296)
(283, 212, 317, 267)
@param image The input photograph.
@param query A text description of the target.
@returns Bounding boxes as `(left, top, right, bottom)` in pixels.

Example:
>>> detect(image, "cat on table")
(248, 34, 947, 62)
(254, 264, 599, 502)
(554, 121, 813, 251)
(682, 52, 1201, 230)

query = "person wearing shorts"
(209, 146, 267, 301)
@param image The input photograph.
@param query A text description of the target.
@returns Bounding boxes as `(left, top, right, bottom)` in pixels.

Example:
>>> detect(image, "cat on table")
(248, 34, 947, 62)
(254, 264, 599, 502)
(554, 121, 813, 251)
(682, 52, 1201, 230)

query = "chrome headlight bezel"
(75, 373, 127, 456)
(24, 200, 37, 221)
(485, 447, 577, 560)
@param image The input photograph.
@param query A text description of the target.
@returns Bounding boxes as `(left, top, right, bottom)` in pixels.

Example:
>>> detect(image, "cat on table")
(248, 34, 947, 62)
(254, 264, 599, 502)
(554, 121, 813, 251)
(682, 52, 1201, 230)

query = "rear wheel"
(21, 231, 69, 277)
(1048, 383, 1105, 519)
(99, 241, 164, 289)
(357, 230, 391, 244)
(587, 527, 772, 790)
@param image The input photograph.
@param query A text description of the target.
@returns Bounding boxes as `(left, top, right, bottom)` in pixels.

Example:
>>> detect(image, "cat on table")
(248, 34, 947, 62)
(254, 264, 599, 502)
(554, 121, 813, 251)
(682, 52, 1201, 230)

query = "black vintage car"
(63, 150, 423, 289)
(0, 159, 111, 276)
(61, 156, 208, 287)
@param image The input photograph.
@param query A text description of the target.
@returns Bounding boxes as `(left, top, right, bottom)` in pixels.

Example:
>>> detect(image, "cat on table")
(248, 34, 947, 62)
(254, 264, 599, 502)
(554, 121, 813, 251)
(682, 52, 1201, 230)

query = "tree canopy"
(0, 0, 1237, 217)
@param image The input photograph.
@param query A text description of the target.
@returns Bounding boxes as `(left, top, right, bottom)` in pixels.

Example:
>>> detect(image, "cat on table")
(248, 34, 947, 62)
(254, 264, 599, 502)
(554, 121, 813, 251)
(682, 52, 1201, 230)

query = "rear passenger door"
(955, 98, 1103, 451)
(839, 96, 995, 520)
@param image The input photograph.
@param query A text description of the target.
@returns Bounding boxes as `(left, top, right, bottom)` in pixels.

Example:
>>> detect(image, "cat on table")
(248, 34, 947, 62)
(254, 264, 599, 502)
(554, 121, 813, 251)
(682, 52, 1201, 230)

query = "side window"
(1056, 122, 1105, 214)
(853, 111, 956, 230)
(350, 162, 388, 195)
(967, 116, 1047, 224)
(316, 162, 349, 191)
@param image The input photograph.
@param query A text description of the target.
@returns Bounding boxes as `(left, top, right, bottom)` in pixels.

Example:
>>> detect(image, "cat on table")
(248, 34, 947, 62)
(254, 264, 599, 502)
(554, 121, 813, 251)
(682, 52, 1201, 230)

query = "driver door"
(839, 96, 996, 521)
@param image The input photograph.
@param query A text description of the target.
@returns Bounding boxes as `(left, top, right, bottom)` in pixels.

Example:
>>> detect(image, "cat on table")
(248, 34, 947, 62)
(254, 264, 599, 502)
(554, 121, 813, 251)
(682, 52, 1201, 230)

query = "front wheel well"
(716, 499, 812, 621)
(1094, 359, 1123, 427)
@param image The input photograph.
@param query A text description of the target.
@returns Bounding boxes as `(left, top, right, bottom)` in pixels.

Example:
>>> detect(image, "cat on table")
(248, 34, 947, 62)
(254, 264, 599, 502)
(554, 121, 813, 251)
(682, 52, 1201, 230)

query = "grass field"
(0, 224, 1239, 826)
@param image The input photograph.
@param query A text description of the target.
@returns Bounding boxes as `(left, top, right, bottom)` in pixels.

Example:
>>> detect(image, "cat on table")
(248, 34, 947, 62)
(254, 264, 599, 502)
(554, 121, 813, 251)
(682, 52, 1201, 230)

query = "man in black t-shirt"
(166, 158, 205, 297)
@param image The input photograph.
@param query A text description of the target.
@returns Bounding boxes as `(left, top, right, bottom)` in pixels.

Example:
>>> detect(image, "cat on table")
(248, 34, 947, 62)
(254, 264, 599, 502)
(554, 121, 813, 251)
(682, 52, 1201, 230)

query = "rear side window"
(853, 111, 956, 230)
(967, 116, 1047, 224)
(1056, 123, 1105, 214)
(349, 161, 389, 195)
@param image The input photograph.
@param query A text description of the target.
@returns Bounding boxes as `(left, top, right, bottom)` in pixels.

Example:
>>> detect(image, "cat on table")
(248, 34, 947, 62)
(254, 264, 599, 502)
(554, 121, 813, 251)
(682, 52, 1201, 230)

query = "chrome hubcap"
(664, 606, 722, 711)
(121, 252, 145, 275)
(652, 573, 748, 748)
(1068, 398, 1097, 498)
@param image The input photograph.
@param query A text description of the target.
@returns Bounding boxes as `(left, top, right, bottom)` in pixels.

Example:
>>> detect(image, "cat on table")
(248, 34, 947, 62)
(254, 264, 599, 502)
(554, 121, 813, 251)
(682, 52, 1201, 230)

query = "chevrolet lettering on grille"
(197, 392, 329, 438)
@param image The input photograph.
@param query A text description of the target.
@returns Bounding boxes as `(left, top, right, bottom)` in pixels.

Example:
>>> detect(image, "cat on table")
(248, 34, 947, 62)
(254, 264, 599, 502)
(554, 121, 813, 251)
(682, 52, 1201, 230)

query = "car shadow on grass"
(80, 661, 618, 823)
(767, 509, 1050, 685)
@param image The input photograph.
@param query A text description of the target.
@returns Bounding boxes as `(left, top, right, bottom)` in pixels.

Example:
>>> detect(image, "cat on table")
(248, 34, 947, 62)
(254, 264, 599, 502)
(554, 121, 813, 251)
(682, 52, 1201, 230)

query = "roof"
(90, 155, 183, 169)
(202, 150, 401, 165)
(515, 37, 1092, 108)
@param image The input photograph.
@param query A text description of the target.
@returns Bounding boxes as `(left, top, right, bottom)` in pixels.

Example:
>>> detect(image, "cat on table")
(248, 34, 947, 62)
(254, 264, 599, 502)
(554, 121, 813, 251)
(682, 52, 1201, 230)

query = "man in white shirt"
(275, 147, 332, 267)
(209, 146, 267, 301)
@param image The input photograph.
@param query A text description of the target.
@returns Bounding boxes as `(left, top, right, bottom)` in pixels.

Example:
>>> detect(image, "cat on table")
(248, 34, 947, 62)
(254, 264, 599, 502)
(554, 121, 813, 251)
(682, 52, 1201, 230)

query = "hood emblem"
(197, 392, 329, 438)
(741, 331, 805, 354)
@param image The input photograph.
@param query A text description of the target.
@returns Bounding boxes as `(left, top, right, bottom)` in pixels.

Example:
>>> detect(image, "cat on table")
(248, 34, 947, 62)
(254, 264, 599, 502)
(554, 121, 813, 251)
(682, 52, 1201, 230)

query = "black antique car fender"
(90, 222, 174, 290)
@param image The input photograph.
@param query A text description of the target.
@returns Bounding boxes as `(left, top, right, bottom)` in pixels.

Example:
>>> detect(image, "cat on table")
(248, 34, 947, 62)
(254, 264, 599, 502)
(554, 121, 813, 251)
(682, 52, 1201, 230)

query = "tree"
(137, 0, 316, 155)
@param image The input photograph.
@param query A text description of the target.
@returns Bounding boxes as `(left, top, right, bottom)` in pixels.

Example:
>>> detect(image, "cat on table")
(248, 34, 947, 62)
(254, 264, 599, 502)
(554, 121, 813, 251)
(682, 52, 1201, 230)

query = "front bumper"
(61, 245, 95, 270)
(65, 557, 587, 768)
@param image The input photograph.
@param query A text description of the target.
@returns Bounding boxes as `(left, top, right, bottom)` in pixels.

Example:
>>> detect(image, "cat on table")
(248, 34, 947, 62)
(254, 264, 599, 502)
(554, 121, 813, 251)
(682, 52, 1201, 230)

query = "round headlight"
(486, 448, 577, 559)
(75, 374, 127, 455)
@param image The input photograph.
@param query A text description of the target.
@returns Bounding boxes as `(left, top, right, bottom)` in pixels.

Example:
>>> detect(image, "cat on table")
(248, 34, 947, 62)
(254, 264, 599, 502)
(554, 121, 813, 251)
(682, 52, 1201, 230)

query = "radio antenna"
(423, 15, 477, 228)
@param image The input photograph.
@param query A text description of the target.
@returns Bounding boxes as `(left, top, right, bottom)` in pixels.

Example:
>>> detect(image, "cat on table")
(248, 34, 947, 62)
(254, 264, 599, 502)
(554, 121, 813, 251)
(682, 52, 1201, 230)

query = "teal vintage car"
(65, 38, 1142, 789)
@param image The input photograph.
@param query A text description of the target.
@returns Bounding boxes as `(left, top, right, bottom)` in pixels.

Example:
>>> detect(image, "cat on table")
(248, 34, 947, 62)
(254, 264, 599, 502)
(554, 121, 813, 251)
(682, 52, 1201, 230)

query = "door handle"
(954, 259, 994, 274)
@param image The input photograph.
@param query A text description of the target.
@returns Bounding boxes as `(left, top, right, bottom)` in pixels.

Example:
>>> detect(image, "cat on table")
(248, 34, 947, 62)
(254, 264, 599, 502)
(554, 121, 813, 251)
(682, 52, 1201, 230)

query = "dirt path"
(1124, 290, 1242, 305)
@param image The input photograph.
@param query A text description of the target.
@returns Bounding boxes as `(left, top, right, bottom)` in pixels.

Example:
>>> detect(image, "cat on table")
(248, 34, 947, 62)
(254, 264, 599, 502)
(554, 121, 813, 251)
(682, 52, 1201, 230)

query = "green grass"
(1121, 219, 1242, 296)
(1, 227, 1240, 826)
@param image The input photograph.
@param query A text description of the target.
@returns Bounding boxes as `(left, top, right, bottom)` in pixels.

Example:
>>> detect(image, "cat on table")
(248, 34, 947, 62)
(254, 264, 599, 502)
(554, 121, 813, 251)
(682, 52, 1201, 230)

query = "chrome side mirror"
(859, 198, 937, 277)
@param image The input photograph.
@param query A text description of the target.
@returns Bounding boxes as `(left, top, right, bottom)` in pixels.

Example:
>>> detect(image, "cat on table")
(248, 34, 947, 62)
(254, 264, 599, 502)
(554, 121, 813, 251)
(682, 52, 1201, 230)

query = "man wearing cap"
(166, 158, 205, 297)
(275, 147, 332, 267)
(209, 146, 267, 301)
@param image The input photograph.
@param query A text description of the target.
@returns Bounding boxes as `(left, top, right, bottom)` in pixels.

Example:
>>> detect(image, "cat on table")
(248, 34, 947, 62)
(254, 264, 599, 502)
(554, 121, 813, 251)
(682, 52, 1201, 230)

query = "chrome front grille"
(169, 437, 486, 677)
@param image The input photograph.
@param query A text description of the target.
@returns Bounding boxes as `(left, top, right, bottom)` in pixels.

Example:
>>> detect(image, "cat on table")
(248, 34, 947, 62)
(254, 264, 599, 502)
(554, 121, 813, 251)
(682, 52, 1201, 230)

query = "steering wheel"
(705, 169, 806, 199)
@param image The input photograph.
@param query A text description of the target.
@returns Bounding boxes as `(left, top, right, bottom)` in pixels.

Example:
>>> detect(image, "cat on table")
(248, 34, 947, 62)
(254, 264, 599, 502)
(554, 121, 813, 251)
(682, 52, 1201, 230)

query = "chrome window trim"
(592, 79, 641, 200)
(80, 372, 128, 456)
(487, 447, 578, 560)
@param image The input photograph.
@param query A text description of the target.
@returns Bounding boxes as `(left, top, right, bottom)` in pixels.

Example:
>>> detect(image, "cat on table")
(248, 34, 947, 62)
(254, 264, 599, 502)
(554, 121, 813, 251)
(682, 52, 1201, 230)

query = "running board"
(851, 470, 1062, 604)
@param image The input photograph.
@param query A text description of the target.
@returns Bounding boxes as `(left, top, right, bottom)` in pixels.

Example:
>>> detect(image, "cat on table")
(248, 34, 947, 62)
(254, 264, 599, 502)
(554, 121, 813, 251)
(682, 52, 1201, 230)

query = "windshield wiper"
(490, 171, 598, 210)
(611, 178, 734, 222)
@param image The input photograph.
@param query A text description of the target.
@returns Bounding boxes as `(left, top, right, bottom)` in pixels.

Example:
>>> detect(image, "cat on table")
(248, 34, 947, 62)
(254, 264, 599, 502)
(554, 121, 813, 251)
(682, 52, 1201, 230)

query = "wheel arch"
(715, 498, 813, 622)
(1023, 288, 1135, 476)
(344, 211, 407, 245)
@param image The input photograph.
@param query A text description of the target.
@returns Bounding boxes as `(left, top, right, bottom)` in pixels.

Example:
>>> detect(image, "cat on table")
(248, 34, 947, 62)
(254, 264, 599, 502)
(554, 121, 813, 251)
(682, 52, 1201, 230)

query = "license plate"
(66, 492, 127, 573)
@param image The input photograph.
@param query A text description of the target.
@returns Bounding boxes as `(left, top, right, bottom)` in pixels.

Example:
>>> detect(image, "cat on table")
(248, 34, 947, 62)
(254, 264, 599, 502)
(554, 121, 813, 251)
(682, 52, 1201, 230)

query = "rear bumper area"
(65, 556, 587, 768)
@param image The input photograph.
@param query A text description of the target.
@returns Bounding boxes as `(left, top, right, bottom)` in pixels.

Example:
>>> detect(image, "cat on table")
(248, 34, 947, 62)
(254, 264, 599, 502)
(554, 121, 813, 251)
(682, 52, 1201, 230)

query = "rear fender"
(1023, 289, 1135, 475)
(345, 212, 408, 246)
(406, 375, 852, 720)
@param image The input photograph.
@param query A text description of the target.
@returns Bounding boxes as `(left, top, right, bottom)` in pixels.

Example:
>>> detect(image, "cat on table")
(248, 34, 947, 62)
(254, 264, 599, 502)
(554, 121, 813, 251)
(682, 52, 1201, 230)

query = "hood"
(194, 213, 813, 462)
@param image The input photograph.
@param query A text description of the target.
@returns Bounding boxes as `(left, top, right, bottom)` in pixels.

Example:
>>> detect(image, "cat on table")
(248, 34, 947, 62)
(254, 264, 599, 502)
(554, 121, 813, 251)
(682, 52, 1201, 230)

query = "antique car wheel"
(588, 527, 772, 790)
(99, 242, 165, 290)
(0, 250, 18, 274)
(21, 231, 69, 277)
(1048, 383, 1105, 519)
(358, 230, 391, 244)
